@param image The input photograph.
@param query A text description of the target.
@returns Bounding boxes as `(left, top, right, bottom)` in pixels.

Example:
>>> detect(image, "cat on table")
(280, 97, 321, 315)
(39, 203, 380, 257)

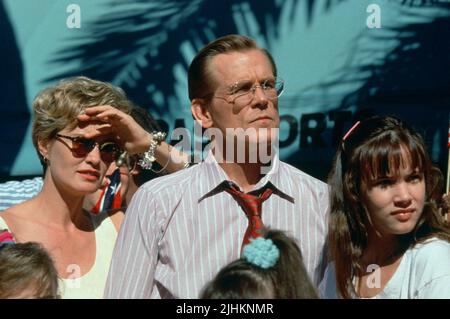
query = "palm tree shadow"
(0, 2, 28, 176)
(45, 0, 350, 117)
(339, 10, 450, 173)
(45, 0, 299, 115)
(286, 5, 450, 180)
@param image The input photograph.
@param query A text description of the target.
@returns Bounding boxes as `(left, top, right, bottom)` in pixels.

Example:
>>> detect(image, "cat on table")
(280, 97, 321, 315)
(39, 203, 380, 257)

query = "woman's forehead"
(61, 122, 115, 141)
(66, 121, 111, 134)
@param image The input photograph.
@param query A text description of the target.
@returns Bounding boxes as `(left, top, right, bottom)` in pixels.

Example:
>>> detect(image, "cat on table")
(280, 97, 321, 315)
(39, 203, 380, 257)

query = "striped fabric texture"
(0, 177, 43, 211)
(104, 152, 330, 299)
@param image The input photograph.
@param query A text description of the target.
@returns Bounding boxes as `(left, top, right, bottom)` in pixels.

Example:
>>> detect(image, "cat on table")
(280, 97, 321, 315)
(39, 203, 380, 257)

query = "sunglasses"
(55, 134, 121, 163)
(115, 151, 139, 171)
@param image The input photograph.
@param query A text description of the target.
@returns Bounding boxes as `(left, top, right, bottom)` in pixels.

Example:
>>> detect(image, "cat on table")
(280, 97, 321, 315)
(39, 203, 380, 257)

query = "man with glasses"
(105, 34, 329, 299)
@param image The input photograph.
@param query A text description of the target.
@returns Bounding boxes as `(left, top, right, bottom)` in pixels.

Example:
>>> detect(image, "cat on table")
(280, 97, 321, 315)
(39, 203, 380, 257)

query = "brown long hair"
(328, 116, 450, 298)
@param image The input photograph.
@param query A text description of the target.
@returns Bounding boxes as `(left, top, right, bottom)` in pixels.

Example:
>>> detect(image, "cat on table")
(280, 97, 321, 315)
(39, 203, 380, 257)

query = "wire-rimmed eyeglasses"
(203, 77, 284, 106)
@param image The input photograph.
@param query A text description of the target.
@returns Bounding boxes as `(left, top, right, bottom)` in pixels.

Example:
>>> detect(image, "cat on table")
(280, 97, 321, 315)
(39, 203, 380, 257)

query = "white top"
(104, 151, 329, 298)
(0, 214, 117, 299)
(320, 237, 450, 299)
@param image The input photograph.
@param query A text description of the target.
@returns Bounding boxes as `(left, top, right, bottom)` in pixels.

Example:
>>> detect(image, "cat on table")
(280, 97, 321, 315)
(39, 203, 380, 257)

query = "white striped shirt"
(104, 152, 329, 299)
(0, 177, 43, 211)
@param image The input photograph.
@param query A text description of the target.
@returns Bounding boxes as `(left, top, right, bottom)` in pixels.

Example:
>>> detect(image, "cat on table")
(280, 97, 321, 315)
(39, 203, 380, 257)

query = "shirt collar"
(198, 150, 294, 203)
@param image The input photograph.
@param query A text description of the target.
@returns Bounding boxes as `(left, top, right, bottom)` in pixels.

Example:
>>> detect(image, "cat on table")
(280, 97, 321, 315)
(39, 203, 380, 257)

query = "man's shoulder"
(139, 163, 201, 193)
(278, 161, 328, 189)
(129, 164, 205, 217)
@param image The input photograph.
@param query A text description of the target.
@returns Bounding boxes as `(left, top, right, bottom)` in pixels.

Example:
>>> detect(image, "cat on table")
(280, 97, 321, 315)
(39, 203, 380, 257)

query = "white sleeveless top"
(0, 214, 117, 299)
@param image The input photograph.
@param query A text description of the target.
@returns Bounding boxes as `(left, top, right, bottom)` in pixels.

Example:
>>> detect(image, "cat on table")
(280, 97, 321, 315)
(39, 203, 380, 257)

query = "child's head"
(200, 229, 318, 299)
(200, 259, 276, 298)
(0, 240, 59, 299)
(328, 116, 449, 297)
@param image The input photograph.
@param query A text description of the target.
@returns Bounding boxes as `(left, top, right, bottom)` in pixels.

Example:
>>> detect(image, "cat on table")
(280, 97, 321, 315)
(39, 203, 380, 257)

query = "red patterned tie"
(225, 184, 273, 251)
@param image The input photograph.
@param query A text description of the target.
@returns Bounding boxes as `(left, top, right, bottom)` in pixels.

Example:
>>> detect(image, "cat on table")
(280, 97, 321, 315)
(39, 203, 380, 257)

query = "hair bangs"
(358, 133, 425, 185)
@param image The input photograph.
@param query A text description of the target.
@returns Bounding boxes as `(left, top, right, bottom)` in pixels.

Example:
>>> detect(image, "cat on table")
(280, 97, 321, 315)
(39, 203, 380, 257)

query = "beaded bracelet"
(138, 131, 167, 170)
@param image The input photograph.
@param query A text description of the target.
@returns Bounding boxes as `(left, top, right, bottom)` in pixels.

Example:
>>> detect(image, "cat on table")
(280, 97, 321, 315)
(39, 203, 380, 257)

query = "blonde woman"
(1, 77, 133, 298)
